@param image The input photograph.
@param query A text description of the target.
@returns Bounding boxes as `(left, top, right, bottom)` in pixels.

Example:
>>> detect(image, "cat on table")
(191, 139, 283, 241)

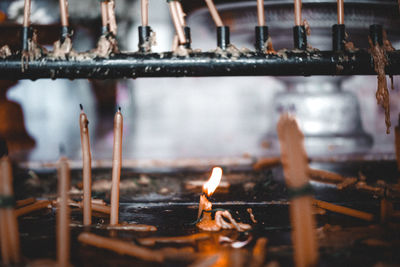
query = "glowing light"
(203, 167, 222, 196)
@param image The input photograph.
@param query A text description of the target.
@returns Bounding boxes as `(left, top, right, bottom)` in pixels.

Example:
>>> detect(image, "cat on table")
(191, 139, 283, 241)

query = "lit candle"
(79, 104, 92, 226)
(294, 0, 302, 26)
(337, 0, 344, 25)
(0, 156, 20, 264)
(197, 167, 222, 219)
(141, 0, 149, 26)
(204, 0, 224, 27)
(257, 0, 265, 27)
(110, 108, 123, 225)
(277, 114, 318, 267)
(57, 156, 70, 267)
(168, 0, 186, 45)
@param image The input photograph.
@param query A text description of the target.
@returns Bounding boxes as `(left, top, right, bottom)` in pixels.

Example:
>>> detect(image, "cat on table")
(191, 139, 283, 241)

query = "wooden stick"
(294, 0, 302, 26)
(15, 200, 52, 217)
(78, 233, 164, 262)
(107, 0, 117, 36)
(277, 114, 318, 267)
(0, 157, 20, 264)
(101, 1, 109, 29)
(169, 1, 186, 45)
(16, 197, 36, 208)
(23, 0, 31, 27)
(337, 0, 344, 25)
(204, 0, 224, 27)
(80, 105, 92, 226)
(57, 157, 70, 267)
(313, 199, 374, 221)
(141, 0, 149, 26)
(58, 0, 69, 27)
(257, 0, 265, 27)
(110, 108, 123, 225)
(137, 233, 210, 246)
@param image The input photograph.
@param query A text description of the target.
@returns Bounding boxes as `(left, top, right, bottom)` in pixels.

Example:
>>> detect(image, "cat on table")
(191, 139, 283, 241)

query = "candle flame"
(203, 167, 222, 196)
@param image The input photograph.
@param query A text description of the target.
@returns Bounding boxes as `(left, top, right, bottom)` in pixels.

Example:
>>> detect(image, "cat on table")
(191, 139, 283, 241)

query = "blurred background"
(0, 0, 399, 163)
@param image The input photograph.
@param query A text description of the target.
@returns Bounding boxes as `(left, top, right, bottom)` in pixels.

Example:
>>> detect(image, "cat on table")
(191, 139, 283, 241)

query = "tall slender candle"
(294, 0, 302, 26)
(141, 0, 149, 26)
(204, 0, 224, 27)
(0, 156, 20, 264)
(59, 0, 69, 27)
(176, 1, 186, 27)
(23, 0, 31, 27)
(57, 157, 70, 267)
(337, 0, 344, 25)
(107, 0, 117, 36)
(168, 1, 186, 45)
(79, 105, 92, 226)
(110, 108, 123, 225)
(277, 114, 318, 267)
(101, 0, 109, 32)
(257, 0, 265, 26)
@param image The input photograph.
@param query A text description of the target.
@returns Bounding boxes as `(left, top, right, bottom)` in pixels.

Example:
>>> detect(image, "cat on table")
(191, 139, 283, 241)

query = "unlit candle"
(101, 1, 109, 29)
(79, 106, 92, 226)
(337, 0, 344, 25)
(169, 1, 186, 45)
(141, 0, 149, 26)
(294, 0, 302, 26)
(257, 0, 265, 26)
(23, 0, 31, 27)
(57, 157, 70, 267)
(58, 0, 69, 27)
(110, 108, 123, 225)
(204, 0, 224, 27)
(0, 156, 20, 264)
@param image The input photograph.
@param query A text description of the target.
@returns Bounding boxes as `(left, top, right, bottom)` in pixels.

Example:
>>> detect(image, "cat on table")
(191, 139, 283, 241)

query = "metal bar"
(0, 50, 399, 79)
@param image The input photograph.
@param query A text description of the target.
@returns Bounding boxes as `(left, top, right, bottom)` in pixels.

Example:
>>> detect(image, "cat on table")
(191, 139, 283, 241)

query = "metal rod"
(0, 50, 399, 79)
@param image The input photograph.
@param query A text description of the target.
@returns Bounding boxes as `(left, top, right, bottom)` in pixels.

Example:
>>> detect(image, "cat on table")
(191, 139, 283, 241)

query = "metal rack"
(0, 49, 399, 80)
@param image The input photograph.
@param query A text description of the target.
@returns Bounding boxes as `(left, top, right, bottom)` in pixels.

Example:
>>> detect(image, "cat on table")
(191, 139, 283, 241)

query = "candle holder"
(217, 26, 230, 50)
(183, 26, 191, 49)
(138, 25, 152, 52)
(60, 26, 71, 43)
(369, 24, 383, 46)
(332, 24, 346, 51)
(293, 25, 307, 50)
(101, 26, 108, 36)
(21, 26, 32, 52)
(255, 26, 269, 52)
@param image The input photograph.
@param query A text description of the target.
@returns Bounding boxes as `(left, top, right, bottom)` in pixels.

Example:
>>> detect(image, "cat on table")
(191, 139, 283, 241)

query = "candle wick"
(118, 106, 121, 112)
(79, 104, 83, 111)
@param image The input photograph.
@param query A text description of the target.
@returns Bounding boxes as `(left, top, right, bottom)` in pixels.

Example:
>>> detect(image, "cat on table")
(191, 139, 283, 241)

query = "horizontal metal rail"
(0, 50, 399, 79)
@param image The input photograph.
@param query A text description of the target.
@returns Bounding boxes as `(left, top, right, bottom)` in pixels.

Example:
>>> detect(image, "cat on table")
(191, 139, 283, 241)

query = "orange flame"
(203, 167, 222, 196)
